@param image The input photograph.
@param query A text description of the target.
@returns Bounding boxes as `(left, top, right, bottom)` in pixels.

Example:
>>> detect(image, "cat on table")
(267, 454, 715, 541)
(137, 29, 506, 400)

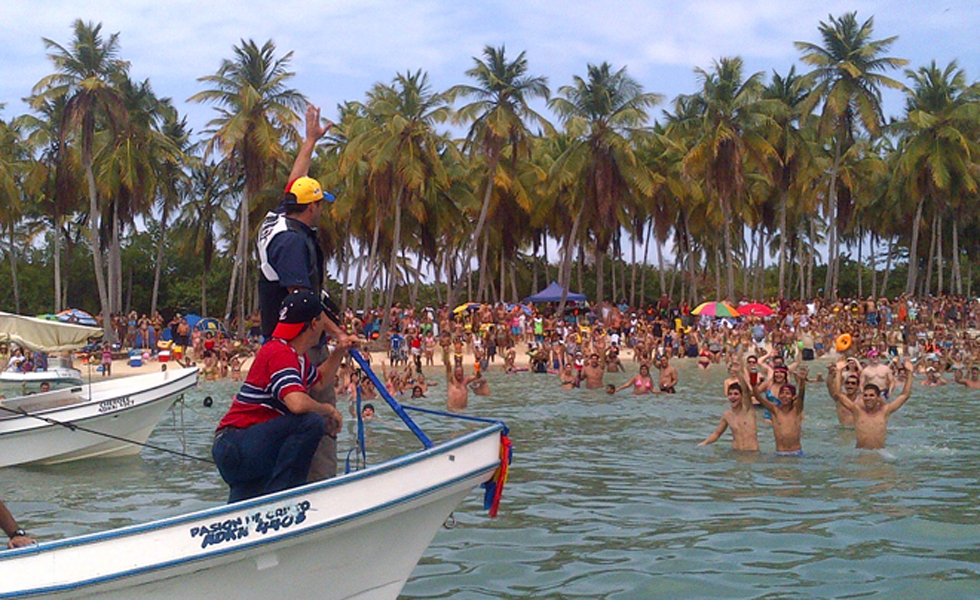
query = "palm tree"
(100, 76, 181, 314)
(177, 159, 235, 315)
(189, 38, 305, 333)
(681, 56, 775, 299)
(341, 70, 453, 333)
(892, 61, 980, 295)
(762, 66, 815, 298)
(795, 11, 907, 299)
(0, 113, 28, 312)
(549, 62, 662, 304)
(18, 94, 82, 312)
(150, 100, 194, 315)
(446, 45, 551, 305)
(33, 19, 130, 338)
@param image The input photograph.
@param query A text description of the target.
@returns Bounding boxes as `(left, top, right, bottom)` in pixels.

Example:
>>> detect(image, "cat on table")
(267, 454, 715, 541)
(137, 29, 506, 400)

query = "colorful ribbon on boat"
(482, 433, 513, 518)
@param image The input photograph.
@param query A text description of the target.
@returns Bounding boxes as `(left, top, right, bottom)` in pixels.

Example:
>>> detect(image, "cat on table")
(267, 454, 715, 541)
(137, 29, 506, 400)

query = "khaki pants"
(306, 344, 337, 481)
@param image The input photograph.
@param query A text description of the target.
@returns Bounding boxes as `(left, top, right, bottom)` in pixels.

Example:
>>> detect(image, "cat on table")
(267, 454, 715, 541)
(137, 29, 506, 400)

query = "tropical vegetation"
(2, 13, 979, 337)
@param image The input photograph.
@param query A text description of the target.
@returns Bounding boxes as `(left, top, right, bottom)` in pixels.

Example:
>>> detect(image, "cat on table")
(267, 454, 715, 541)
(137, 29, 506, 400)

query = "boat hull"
(0, 367, 199, 467)
(0, 368, 85, 386)
(0, 424, 503, 600)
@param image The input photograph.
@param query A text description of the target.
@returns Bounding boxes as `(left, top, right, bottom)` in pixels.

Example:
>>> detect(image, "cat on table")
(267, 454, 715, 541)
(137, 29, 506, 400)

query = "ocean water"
(3, 359, 980, 599)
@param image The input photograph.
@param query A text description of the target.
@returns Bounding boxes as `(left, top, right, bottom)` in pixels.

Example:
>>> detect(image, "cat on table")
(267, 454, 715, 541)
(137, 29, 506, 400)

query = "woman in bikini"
(614, 363, 658, 395)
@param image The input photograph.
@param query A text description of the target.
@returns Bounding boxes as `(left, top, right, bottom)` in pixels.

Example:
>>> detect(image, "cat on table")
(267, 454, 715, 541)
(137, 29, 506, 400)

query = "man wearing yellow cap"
(256, 104, 347, 482)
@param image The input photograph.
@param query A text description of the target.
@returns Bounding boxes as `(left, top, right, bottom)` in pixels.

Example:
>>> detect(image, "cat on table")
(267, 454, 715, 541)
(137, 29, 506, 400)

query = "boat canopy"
(0, 311, 103, 352)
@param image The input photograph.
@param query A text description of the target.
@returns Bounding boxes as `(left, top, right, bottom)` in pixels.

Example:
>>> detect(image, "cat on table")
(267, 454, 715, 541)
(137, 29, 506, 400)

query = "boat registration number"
(98, 396, 134, 413)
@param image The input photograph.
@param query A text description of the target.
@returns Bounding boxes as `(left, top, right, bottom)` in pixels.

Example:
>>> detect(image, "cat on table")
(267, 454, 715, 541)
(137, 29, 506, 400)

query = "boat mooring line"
(0, 402, 215, 465)
(348, 349, 434, 448)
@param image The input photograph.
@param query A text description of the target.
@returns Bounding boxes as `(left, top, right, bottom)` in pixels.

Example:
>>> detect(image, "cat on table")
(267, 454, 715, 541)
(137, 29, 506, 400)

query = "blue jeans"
(212, 413, 325, 503)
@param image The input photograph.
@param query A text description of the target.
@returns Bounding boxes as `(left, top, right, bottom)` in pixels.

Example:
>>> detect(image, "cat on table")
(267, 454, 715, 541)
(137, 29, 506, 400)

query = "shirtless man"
(699, 361, 759, 451)
(835, 359, 914, 449)
(445, 363, 477, 410)
(954, 365, 980, 389)
(579, 353, 606, 389)
(859, 350, 894, 398)
(922, 367, 947, 386)
(657, 355, 679, 393)
(468, 371, 491, 396)
(749, 364, 807, 456)
(559, 364, 579, 389)
(826, 361, 862, 427)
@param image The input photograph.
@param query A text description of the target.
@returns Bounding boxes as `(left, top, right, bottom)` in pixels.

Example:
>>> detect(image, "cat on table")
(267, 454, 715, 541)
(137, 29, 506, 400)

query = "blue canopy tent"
(523, 281, 587, 304)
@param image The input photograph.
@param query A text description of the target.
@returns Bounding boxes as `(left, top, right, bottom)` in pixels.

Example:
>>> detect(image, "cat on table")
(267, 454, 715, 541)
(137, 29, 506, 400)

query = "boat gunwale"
(1, 420, 503, 558)
(0, 367, 199, 425)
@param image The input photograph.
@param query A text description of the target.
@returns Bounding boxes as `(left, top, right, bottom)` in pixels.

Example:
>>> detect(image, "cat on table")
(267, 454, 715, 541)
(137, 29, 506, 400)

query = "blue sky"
(2, 0, 979, 139)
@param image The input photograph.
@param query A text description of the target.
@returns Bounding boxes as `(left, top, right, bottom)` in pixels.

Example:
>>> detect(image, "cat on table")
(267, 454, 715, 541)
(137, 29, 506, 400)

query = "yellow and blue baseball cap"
(283, 176, 336, 205)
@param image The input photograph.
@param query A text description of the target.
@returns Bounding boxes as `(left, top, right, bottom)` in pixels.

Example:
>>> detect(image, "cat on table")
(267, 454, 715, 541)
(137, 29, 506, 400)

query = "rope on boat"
(344, 384, 368, 474)
(347, 349, 433, 448)
(0, 402, 215, 465)
(398, 404, 510, 436)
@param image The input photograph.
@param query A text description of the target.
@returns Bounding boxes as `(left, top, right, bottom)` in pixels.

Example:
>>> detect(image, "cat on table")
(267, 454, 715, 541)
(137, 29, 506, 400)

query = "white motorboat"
(0, 366, 200, 467)
(0, 421, 507, 600)
(0, 356, 85, 386)
(0, 311, 102, 386)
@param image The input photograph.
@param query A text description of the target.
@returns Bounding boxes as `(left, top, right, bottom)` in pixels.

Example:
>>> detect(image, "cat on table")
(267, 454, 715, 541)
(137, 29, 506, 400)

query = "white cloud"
(2, 0, 978, 130)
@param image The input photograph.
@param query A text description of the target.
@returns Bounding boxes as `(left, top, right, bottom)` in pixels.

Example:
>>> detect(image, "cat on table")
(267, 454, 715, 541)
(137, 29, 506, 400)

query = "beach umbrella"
(738, 303, 774, 317)
(452, 302, 481, 315)
(506, 303, 533, 316)
(691, 301, 740, 318)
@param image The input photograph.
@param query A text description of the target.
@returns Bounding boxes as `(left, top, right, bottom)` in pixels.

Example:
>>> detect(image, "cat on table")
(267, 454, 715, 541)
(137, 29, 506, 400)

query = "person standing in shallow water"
(699, 359, 759, 452)
(746, 363, 808, 456)
(834, 359, 915, 450)
(614, 363, 657, 395)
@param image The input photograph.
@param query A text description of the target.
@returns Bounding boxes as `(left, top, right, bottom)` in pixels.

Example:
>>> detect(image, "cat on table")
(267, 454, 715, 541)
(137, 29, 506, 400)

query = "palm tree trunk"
(556, 209, 584, 317)
(410, 252, 423, 307)
(361, 210, 383, 314)
(379, 192, 404, 336)
(906, 196, 925, 295)
(641, 223, 652, 307)
(824, 136, 843, 299)
(924, 213, 938, 296)
(224, 192, 247, 329)
(742, 229, 753, 297)
(630, 225, 637, 307)
(201, 267, 208, 317)
(857, 231, 864, 299)
(151, 209, 168, 317)
(7, 224, 20, 313)
(952, 219, 963, 295)
(510, 264, 518, 303)
(721, 194, 735, 300)
(83, 137, 112, 342)
(756, 228, 765, 300)
(881, 238, 894, 297)
(53, 211, 62, 313)
(113, 200, 124, 314)
(937, 213, 944, 295)
(459, 152, 500, 296)
(499, 248, 506, 304)
(778, 190, 788, 298)
(595, 245, 605, 303)
(655, 229, 666, 297)
(478, 233, 490, 302)
(870, 234, 877, 299)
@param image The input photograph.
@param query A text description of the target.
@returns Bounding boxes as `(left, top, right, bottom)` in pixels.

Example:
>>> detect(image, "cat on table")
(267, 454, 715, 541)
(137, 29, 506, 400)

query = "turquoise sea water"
(4, 358, 980, 599)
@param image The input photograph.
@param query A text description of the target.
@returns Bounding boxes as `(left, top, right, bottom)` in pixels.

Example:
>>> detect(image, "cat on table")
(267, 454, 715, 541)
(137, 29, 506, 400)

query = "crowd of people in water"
(319, 293, 980, 455)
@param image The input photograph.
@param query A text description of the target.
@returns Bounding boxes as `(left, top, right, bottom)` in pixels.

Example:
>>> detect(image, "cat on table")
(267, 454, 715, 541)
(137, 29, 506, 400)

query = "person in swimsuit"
(747, 364, 808, 456)
(657, 355, 678, 393)
(614, 363, 658, 395)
